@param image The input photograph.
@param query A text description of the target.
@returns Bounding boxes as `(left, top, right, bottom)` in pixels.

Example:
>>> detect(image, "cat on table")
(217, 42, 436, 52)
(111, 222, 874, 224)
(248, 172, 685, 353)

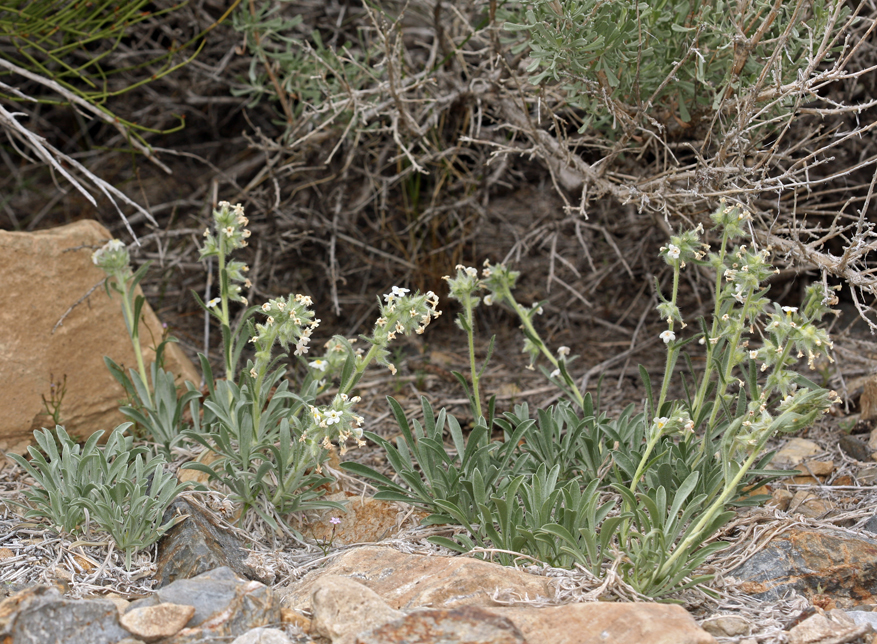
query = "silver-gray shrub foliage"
(9, 425, 191, 569)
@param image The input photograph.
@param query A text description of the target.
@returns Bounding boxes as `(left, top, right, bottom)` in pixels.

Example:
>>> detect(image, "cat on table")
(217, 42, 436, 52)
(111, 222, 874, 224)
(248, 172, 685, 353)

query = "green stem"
(217, 238, 234, 380)
(120, 277, 153, 408)
(694, 229, 732, 460)
(655, 435, 764, 581)
(692, 229, 731, 415)
(655, 263, 682, 414)
(340, 343, 382, 396)
(464, 295, 483, 420)
(629, 428, 663, 495)
(500, 286, 585, 409)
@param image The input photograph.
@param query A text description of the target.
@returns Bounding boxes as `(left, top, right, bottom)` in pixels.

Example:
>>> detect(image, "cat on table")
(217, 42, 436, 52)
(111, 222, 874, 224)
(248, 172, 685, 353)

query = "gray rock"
(839, 434, 872, 462)
(0, 585, 130, 644)
(129, 567, 280, 644)
(355, 607, 527, 644)
(846, 611, 877, 628)
(730, 528, 877, 607)
(231, 627, 293, 644)
(156, 498, 258, 586)
(864, 515, 877, 534)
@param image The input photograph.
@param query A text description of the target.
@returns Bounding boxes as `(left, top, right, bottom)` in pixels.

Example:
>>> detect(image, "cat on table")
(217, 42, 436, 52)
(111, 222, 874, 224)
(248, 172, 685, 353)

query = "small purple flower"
(329, 517, 341, 525)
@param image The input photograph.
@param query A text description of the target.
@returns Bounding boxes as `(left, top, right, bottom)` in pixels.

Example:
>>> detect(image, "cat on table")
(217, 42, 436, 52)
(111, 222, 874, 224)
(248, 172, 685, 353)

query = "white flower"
(782, 306, 797, 315)
(325, 410, 342, 426)
(384, 286, 410, 302)
(262, 303, 271, 312)
(749, 350, 759, 359)
(660, 329, 676, 344)
(667, 244, 681, 259)
(484, 294, 494, 306)
(557, 346, 570, 357)
(465, 266, 478, 277)
(207, 298, 221, 308)
(549, 368, 561, 378)
(654, 417, 670, 430)
(309, 359, 328, 372)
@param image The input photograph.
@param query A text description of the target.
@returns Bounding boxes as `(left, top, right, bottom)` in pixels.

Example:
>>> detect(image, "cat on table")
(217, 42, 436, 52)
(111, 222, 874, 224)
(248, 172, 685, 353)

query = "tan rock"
(306, 493, 418, 545)
(281, 546, 554, 613)
(769, 488, 794, 511)
(120, 602, 196, 642)
(700, 615, 750, 637)
(491, 603, 716, 644)
(280, 607, 310, 630)
(0, 221, 200, 452)
(310, 576, 405, 644)
(788, 491, 833, 518)
(801, 460, 834, 477)
(357, 606, 526, 644)
(788, 612, 870, 644)
(772, 438, 822, 469)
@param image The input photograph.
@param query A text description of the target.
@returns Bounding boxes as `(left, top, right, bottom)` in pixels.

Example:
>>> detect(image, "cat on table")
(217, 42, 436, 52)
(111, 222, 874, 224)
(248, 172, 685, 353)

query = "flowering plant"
(182, 201, 441, 529)
(356, 201, 839, 597)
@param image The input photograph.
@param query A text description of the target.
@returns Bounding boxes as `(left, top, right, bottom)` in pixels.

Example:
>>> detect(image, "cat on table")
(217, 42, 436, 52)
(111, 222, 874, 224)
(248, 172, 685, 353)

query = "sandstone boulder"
(281, 546, 554, 612)
(295, 547, 716, 644)
(0, 220, 200, 452)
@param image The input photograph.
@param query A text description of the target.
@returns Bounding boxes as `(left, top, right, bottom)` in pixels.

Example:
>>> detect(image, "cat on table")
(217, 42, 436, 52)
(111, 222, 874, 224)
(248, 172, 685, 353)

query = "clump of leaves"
(9, 425, 191, 569)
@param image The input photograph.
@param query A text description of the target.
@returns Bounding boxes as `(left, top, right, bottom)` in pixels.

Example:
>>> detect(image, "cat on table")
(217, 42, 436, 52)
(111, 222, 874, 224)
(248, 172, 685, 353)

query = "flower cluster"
(651, 201, 839, 466)
(710, 199, 752, 239)
(200, 202, 252, 305)
(651, 411, 695, 438)
(303, 393, 365, 456)
(309, 337, 362, 381)
(249, 294, 320, 376)
(480, 260, 521, 307)
(443, 265, 482, 306)
(659, 223, 704, 268)
(371, 287, 441, 374)
(92, 239, 131, 276)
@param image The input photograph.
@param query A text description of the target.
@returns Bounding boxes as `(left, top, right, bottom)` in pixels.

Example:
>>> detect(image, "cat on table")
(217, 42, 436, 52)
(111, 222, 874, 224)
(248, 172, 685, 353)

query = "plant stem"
(217, 236, 234, 380)
(693, 228, 732, 458)
(463, 294, 483, 420)
(499, 285, 585, 409)
(654, 432, 764, 581)
(120, 277, 153, 408)
(655, 262, 682, 414)
(340, 343, 382, 396)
